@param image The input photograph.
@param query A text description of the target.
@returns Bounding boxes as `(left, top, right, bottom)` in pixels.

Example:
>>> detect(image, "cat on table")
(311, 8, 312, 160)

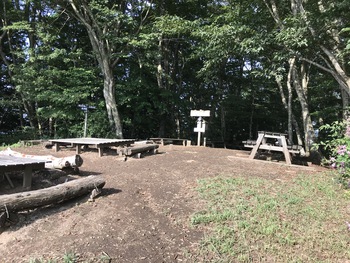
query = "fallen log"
(124, 144, 159, 157)
(0, 148, 83, 169)
(0, 176, 105, 212)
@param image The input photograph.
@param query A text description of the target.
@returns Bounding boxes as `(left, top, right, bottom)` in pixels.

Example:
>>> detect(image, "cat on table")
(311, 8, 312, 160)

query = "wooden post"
(76, 144, 81, 154)
(196, 131, 200, 146)
(23, 166, 32, 189)
(53, 143, 59, 152)
(98, 147, 104, 157)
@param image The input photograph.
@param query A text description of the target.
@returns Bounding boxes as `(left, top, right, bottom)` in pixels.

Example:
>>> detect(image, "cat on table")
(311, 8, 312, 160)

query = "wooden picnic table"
(0, 156, 46, 189)
(49, 138, 135, 157)
(243, 131, 305, 165)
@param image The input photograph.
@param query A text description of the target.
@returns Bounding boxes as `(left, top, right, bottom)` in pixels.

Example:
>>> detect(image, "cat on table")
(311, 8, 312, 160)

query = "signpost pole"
(191, 110, 210, 147)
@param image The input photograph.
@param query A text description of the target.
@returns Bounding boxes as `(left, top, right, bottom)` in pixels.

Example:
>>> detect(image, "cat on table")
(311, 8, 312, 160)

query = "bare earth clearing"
(0, 144, 326, 262)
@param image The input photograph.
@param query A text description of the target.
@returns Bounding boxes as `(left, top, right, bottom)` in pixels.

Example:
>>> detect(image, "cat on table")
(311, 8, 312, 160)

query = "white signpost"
(190, 110, 210, 146)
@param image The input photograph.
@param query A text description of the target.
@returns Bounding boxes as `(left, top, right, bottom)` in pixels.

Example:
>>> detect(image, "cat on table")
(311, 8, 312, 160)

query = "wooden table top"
(0, 155, 46, 167)
(49, 138, 135, 145)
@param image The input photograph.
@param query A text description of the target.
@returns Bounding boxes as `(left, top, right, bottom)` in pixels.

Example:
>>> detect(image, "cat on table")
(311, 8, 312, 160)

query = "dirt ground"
(0, 144, 327, 263)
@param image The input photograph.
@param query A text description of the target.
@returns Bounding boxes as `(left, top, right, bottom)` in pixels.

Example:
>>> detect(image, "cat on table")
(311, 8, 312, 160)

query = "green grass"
(191, 173, 350, 262)
(0, 141, 22, 150)
(28, 251, 111, 263)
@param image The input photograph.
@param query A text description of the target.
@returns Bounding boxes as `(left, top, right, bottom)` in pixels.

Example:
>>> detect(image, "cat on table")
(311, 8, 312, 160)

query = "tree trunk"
(103, 67, 123, 138)
(0, 176, 105, 212)
(341, 88, 350, 119)
(68, 0, 123, 138)
(287, 58, 294, 143)
(276, 78, 303, 145)
(292, 59, 315, 156)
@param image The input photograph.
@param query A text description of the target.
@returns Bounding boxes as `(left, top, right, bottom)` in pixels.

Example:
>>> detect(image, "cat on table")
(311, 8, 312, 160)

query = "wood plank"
(249, 133, 265, 159)
(150, 138, 187, 146)
(49, 138, 135, 156)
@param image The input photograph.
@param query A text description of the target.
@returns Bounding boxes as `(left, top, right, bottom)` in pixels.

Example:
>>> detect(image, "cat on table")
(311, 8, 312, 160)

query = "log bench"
(121, 144, 159, 158)
(150, 138, 188, 146)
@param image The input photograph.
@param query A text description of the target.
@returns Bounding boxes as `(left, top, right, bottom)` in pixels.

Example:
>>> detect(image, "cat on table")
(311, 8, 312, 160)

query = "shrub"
(319, 119, 350, 186)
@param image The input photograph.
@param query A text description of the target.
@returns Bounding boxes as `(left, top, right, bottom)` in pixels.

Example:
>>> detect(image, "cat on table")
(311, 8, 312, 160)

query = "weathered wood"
(124, 144, 159, 156)
(150, 138, 187, 146)
(49, 138, 135, 157)
(0, 176, 105, 212)
(0, 148, 83, 169)
(0, 156, 46, 189)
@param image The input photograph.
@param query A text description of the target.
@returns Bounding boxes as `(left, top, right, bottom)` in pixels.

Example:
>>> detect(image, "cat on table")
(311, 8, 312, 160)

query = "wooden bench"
(150, 138, 188, 146)
(120, 144, 159, 159)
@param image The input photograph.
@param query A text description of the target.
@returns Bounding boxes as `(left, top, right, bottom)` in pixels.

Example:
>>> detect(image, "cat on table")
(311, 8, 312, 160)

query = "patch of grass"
(0, 141, 22, 150)
(62, 251, 77, 263)
(28, 252, 112, 263)
(191, 173, 350, 262)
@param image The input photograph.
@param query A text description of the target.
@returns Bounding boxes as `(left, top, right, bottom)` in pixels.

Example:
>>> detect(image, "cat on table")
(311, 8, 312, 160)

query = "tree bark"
(68, 0, 123, 138)
(291, 59, 315, 156)
(0, 176, 105, 212)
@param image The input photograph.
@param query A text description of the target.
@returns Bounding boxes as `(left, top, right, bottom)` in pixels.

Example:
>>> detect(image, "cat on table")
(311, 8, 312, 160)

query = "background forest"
(1, 0, 350, 157)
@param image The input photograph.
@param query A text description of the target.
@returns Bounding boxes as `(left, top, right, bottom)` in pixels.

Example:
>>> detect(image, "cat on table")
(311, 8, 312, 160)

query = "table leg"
(23, 166, 32, 189)
(249, 133, 264, 159)
(76, 144, 81, 154)
(98, 147, 103, 157)
(280, 136, 292, 165)
(54, 143, 59, 152)
(1, 172, 14, 188)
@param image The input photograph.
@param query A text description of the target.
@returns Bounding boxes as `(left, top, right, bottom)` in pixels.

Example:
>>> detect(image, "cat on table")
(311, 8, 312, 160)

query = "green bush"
(319, 119, 350, 186)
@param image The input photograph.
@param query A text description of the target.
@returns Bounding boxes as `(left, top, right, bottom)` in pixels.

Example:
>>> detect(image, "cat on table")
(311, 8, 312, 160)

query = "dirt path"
(0, 145, 325, 262)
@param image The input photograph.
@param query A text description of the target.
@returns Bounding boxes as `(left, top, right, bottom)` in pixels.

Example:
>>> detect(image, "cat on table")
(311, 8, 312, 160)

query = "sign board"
(190, 110, 210, 117)
(194, 127, 205, 132)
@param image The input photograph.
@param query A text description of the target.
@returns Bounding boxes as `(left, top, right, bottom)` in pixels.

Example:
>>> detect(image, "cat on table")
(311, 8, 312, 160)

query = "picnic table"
(0, 156, 46, 189)
(150, 138, 189, 146)
(49, 138, 135, 157)
(243, 131, 305, 165)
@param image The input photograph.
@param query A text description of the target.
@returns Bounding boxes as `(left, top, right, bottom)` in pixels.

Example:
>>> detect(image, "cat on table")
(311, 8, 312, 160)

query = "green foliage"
(0, 0, 349, 142)
(318, 120, 350, 186)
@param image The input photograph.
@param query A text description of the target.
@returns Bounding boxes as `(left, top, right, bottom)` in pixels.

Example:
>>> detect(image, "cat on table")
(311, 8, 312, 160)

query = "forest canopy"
(1, 0, 349, 156)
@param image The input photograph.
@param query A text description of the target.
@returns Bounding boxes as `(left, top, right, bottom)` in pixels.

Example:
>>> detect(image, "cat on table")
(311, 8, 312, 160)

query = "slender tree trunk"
(341, 89, 350, 120)
(156, 38, 165, 137)
(287, 58, 294, 143)
(276, 78, 303, 145)
(291, 59, 315, 156)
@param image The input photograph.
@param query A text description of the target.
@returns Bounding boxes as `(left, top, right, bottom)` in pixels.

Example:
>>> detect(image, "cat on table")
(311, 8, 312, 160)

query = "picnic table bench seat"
(243, 140, 304, 154)
(150, 138, 188, 146)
